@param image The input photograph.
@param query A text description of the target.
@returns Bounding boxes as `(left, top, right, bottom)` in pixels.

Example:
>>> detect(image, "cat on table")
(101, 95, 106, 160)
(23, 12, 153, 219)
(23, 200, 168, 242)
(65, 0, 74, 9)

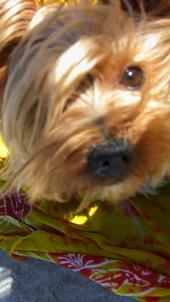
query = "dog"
(0, 0, 169, 210)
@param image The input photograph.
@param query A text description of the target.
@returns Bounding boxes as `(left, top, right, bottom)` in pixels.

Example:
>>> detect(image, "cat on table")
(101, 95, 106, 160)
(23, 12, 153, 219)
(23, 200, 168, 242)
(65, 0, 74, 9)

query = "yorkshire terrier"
(0, 0, 169, 210)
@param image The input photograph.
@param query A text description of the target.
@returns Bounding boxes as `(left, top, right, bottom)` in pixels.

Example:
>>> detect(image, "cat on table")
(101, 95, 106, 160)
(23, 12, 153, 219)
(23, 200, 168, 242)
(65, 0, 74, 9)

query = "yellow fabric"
(0, 178, 169, 301)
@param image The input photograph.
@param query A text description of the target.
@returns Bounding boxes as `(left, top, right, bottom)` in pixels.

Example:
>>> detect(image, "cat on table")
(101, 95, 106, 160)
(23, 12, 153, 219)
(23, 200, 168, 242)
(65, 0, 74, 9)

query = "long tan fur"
(0, 0, 170, 208)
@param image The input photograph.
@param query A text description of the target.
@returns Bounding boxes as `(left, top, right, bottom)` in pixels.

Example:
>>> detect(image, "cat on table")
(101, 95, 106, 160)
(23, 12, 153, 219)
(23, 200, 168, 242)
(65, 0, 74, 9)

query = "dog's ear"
(0, 0, 38, 103)
(120, 0, 170, 17)
(0, 0, 38, 68)
(100, 0, 170, 17)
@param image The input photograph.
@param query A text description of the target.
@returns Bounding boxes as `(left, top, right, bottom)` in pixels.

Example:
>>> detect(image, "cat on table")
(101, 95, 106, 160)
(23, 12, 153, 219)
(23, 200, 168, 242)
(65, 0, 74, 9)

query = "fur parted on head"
(0, 0, 170, 208)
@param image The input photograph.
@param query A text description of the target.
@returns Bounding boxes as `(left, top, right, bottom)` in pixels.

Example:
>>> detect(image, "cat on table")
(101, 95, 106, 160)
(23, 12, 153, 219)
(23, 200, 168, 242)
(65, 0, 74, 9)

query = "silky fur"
(0, 0, 170, 208)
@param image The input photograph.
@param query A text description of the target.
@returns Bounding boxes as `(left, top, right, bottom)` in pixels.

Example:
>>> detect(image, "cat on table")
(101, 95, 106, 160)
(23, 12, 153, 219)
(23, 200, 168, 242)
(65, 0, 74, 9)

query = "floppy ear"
(0, 0, 38, 66)
(100, 0, 170, 17)
(0, 0, 38, 104)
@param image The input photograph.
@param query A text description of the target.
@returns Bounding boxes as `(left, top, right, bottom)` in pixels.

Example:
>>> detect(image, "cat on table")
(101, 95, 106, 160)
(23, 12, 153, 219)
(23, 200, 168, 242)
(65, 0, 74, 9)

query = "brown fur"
(0, 0, 170, 208)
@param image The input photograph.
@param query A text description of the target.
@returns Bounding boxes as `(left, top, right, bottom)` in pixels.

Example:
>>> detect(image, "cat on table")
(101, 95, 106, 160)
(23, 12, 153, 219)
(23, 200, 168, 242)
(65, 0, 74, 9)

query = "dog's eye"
(121, 66, 144, 89)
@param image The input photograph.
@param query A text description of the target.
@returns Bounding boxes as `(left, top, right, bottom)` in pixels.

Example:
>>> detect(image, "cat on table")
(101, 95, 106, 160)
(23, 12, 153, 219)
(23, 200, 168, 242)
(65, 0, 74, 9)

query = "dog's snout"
(87, 139, 133, 182)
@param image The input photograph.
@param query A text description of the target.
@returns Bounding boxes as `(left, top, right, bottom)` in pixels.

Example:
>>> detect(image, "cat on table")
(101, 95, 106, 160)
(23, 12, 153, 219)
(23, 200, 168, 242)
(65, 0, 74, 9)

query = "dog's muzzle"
(87, 138, 133, 183)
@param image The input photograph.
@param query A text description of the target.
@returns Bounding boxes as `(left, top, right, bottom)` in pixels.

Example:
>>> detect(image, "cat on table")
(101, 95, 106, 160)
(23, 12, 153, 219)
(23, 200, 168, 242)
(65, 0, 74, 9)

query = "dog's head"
(1, 0, 170, 206)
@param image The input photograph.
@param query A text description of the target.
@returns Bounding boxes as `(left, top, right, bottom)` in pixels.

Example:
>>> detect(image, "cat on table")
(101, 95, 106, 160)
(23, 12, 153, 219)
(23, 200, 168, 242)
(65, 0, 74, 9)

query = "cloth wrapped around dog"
(0, 1, 170, 302)
(0, 138, 169, 302)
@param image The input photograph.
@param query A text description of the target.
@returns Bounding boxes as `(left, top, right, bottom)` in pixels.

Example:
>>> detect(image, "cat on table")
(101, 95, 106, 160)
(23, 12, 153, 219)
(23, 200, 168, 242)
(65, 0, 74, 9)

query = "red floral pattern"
(0, 193, 30, 220)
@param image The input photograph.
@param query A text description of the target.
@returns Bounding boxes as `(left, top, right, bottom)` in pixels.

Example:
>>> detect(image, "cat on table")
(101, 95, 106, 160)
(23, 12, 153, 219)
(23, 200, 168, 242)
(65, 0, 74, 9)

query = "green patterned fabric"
(0, 183, 169, 301)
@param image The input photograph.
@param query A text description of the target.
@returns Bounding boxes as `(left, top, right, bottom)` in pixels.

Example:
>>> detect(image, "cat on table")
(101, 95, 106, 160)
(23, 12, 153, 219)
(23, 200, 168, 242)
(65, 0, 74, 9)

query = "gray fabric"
(0, 250, 135, 302)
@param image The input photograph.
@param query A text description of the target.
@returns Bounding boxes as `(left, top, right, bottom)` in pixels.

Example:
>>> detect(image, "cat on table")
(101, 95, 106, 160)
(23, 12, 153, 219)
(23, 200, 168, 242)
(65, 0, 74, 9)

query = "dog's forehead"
(22, 7, 167, 70)
(23, 6, 134, 50)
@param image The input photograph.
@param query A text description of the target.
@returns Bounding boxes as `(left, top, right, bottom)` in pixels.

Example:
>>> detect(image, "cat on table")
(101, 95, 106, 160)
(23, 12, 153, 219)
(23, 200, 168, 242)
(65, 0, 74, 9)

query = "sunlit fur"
(0, 0, 38, 112)
(0, 0, 170, 208)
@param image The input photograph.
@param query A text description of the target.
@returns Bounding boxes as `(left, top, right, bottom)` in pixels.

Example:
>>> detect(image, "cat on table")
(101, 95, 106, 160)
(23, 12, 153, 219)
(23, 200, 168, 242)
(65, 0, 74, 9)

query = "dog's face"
(2, 3, 170, 206)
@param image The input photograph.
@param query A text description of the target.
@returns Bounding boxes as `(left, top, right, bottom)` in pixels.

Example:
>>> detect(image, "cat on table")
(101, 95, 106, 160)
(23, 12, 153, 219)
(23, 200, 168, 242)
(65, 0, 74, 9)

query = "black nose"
(87, 139, 133, 182)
